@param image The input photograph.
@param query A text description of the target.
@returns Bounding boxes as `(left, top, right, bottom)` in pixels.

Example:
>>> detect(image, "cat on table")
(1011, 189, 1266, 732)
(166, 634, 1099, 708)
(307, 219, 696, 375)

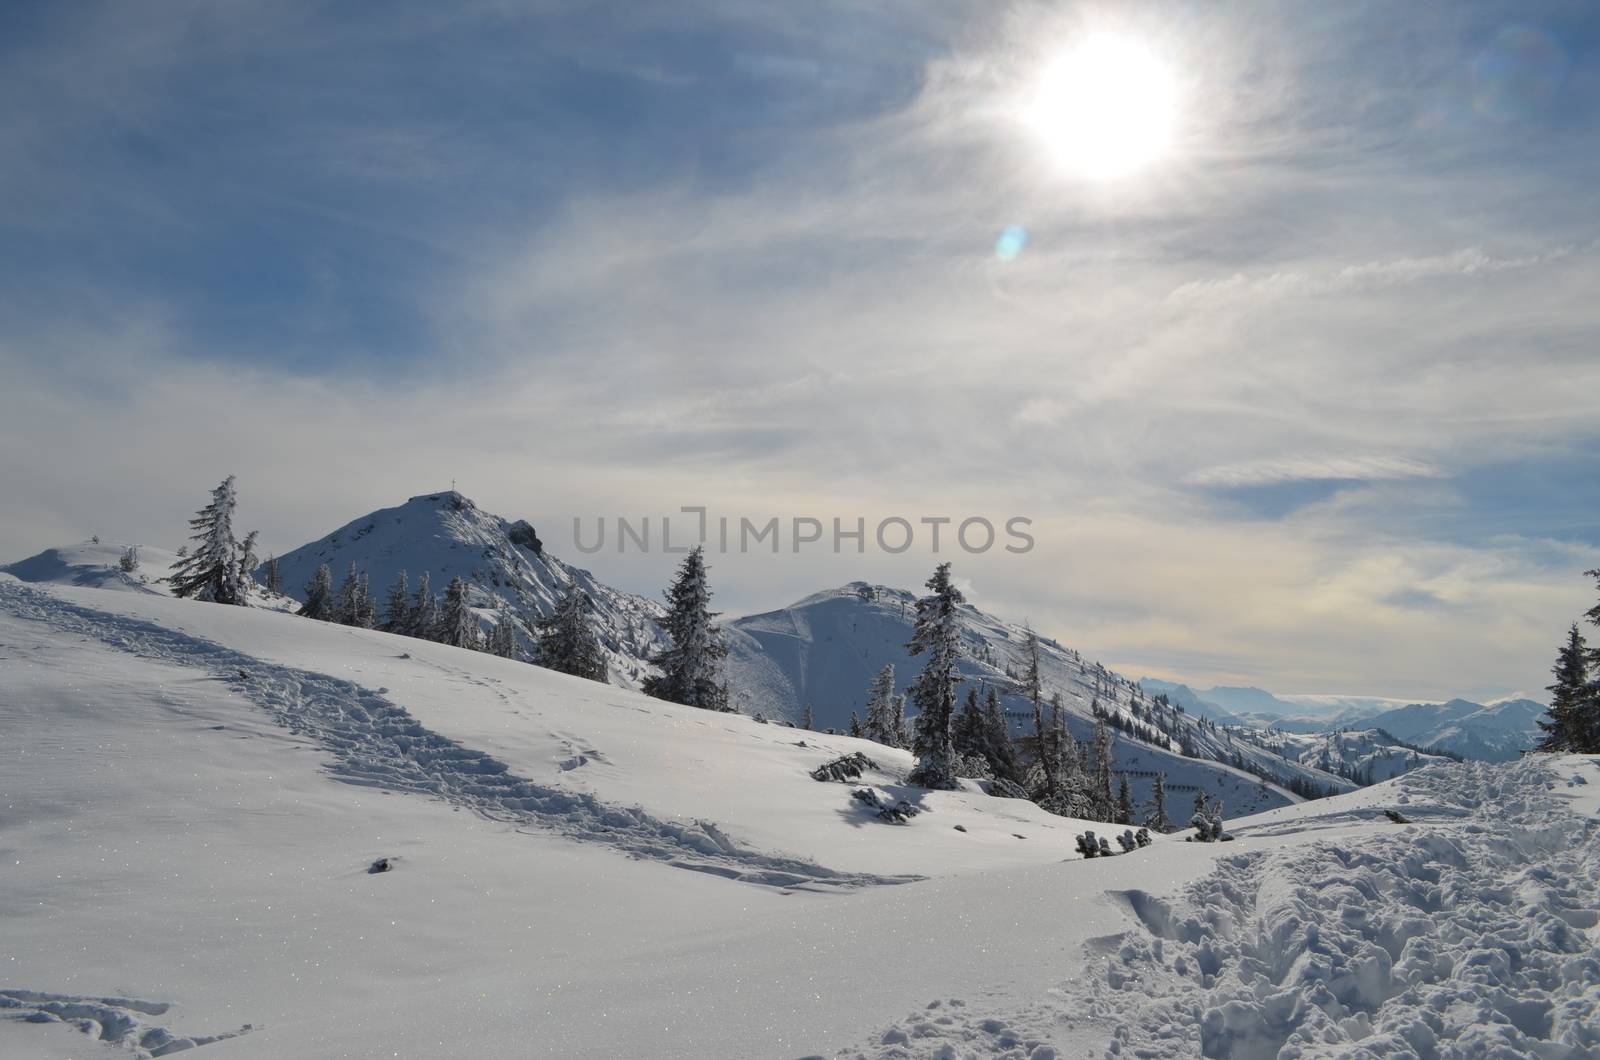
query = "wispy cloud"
(3, 0, 1599, 701)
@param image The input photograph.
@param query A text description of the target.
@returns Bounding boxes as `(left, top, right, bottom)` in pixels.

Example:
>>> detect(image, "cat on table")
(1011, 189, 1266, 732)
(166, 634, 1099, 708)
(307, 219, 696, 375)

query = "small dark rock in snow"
(953, 824, 967, 832)
(1383, 809, 1413, 824)
(368, 857, 394, 874)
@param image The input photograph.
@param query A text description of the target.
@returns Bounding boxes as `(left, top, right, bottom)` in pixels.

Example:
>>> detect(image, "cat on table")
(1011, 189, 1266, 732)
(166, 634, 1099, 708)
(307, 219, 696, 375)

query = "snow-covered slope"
(2, 539, 181, 594)
(726, 583, 1352, 816)
(262, 490, 668, 687)
(1362, 697, 1546, 762)
(2, 539, 301, 613)
(848, 755, 1600, 1058)
(3, 575, 1596, 1059)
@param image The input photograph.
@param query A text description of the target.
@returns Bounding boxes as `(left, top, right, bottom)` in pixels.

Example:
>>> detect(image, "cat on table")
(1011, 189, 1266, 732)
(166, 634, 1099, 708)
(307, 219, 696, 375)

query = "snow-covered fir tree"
(1538, 622, 1593, 753)
(299, 563, 334, 620)
(169, 476, 252, 605)
(1143, 772, 1172, 832)
(642, 547, 729, 711)
(1091, 715, 1115, 818)
(436, 576, 480, 649)
(1021, 627, 1053, 795)
(381, 571, 410, 632)
(333, 563, 376, 628)
(1117, 775, 1134, 826)
(864, 664, 898, 745)
(801, 702, 814, 730)
(118, 546, 140, 573)
(982, 687, 1024, 786)
(409, 572, 436, 639)
(849, 711, 863, 738)
(905, 562, 965, 789)
(536, 585, 608, 682)
(486, 610, 519, 659)
(263, 555, 281, 594)
(953, 686, 988, 764)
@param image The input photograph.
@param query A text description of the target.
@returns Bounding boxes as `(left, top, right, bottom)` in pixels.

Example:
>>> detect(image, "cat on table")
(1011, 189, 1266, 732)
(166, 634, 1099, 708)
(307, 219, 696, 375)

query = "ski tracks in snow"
(846, 758, 1600, 1059)
(0, 580, 916, 893)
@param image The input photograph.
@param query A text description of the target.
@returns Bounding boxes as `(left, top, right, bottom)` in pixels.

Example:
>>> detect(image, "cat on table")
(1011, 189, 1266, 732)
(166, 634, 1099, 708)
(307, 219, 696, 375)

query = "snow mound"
(2, 540, 180, 594)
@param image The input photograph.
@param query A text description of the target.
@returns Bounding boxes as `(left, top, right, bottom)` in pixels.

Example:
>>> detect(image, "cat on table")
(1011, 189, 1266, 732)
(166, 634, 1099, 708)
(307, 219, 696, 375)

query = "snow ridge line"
(847, 758, 1600, 1058)
(0, 990, 252, 1058)
(0, 581, 919, 892)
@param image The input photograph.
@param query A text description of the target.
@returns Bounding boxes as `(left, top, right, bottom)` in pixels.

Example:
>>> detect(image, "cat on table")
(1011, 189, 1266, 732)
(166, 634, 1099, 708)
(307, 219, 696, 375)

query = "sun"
(1022, 33, 1179, 180)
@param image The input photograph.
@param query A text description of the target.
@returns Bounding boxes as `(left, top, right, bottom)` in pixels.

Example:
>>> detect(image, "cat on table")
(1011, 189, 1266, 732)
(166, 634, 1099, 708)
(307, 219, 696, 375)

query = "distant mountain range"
(1138, 677, 1546, 763)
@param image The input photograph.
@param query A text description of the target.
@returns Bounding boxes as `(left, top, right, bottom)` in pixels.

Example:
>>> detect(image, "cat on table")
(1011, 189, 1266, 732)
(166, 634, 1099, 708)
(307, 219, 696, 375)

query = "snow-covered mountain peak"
(264, 491, 665, 687)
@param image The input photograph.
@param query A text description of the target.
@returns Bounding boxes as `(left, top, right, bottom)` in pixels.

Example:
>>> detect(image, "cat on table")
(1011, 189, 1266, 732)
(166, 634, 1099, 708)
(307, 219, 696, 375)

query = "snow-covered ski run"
(0, 578, 916, 893)
(847, 757, 1600, 1059)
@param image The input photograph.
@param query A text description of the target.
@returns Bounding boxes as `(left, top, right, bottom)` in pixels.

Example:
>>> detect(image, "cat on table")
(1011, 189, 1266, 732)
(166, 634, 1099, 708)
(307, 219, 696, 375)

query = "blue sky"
(3, 0, 1598, 701)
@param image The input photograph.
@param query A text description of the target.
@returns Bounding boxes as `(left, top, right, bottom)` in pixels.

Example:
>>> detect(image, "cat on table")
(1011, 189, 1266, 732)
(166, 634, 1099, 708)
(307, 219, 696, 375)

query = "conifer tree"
(169, 476, 251, 605)
(263, 555, 282, 594)
(299, 563, 334, 620)
(436, 576, 480, 649)
(1143, 772, 1172, 832)
(382, 571, 410, 633)
(1021, 628, 1053, 795)
(409, 572, 436, 638)
(982, 687, 1023, 785)
(906, 562, 965, 789)
(891, 694, 909, 748)
(953, 686, 988, 762)
(1538, 623, 1592, 752)
(642, 547, 729, 710)
(536, 586, 608, 682)
(850, 711, 863, 738)
(486, 610, 519, 659)
(1091, 715, 1115, 819)
(333, 563, 375, 628)
(802, 702, 814, 731)
(864, 664, 898, 745)
(1116, 775, 1134, 826)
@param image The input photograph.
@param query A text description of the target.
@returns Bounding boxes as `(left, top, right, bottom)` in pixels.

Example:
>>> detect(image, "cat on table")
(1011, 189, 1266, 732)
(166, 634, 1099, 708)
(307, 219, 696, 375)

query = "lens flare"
(995, 225, 1028, 261)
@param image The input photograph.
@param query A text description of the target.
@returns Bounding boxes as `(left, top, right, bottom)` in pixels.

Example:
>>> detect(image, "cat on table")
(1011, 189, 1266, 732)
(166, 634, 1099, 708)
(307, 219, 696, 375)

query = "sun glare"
(1023, 33, 1179, 180)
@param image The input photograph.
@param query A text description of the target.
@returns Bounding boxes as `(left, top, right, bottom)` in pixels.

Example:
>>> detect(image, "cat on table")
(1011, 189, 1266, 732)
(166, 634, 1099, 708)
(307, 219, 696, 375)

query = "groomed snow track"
(0, 580, 918, 893)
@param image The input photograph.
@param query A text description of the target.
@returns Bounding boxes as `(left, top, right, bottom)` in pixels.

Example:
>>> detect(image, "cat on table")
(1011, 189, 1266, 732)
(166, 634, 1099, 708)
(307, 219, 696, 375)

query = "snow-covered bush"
(811, 751, 877, 783)
(1186, 812, 1229, 842)
(118, 546, 140, 573)
(1077, 830, 1115, 858)
(850, 786, 921, 824)
(985, 777, 1031, 800)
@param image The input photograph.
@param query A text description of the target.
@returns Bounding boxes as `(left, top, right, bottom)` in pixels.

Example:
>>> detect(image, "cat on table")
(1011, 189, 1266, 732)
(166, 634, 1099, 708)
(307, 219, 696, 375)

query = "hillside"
(726, 582, 1353, 815)
(3, 574, 1595, 1059)
(261, 490, 669, 687)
